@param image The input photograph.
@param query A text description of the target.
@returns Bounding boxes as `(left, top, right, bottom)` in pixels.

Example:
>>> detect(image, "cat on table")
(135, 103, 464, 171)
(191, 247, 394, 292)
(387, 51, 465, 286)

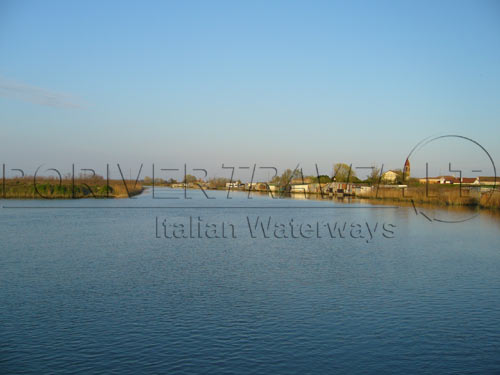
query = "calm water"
(1, 188, 500, 374)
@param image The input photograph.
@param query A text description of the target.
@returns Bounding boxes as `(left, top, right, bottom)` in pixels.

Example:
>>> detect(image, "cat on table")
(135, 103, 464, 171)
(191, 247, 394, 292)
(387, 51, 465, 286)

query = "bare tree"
(332, 163, 356, 182)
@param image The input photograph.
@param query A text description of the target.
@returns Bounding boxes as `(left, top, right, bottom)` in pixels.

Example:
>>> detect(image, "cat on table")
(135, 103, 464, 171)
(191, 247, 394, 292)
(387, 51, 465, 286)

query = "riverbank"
(0, 177, 144, 199)
(356, 186, 500, 210)
(194, 184, 500, 210)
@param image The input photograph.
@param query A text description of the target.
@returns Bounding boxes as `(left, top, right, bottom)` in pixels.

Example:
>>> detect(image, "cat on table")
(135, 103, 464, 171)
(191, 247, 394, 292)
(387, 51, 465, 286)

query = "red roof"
(461, 178, 477, 183)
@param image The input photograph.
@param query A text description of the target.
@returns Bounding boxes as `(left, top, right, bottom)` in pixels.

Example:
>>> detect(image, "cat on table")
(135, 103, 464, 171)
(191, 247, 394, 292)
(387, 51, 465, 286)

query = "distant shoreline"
(3, 181, 499, 211)
(149, 185, 500, 211)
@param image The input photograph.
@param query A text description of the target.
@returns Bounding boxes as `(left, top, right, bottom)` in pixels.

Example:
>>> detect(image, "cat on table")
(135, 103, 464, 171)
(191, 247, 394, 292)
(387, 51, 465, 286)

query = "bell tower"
(403, 158, 410, 180)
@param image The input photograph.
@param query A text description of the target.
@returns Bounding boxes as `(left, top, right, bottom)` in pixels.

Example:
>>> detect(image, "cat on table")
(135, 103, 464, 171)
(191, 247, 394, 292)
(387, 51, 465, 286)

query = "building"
(403, 158, 410, 180)
(290, 184, 310, 194)
(382, 170, 399, 183)
(417, 176, 441, 184)
(225, 182, 244, 189)
(246, 182, 258, 189)
(478, 177, 497, 185)
(417, 176, 480, 185)
(462, 177, 479, 184)
(246, 182, 272, 191)
(290, 177, 314, 185)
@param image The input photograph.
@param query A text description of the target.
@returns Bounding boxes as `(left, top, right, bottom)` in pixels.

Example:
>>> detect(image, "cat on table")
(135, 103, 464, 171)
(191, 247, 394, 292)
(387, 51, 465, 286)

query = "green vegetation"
(332, 163, 357, 182)
(143, 176, 177, 186)
(270, 168, 303, 187)
(311, 175, 332, 183)
(1, 176, 143, 199)
(207, 177, 231, 189)
(182, 174, 198, 184)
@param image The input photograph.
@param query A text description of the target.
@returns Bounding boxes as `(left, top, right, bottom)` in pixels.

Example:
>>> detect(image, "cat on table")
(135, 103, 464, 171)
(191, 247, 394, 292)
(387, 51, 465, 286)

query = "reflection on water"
(256, 190, 500, 223)
(1, 188, 500, 374)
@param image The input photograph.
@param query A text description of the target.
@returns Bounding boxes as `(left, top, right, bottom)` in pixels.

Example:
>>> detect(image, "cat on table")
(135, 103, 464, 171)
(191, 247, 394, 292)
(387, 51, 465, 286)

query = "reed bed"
(480, 189, 500, 209)
(359, 186, 500, 209)
(0, 176, 143, 199)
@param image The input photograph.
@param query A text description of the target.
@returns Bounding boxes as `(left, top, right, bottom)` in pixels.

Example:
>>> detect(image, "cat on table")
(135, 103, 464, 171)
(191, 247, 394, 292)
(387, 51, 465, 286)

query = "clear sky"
(1, 0, 499, 179)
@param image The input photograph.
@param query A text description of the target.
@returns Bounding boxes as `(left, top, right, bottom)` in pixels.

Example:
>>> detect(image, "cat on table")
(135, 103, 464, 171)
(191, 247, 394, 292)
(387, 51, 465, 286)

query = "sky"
(1, 0, 499, 180)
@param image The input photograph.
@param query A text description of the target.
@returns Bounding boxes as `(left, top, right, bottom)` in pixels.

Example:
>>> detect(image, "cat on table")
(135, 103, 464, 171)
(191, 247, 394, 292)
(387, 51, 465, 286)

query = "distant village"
(144, 160, 497, 198)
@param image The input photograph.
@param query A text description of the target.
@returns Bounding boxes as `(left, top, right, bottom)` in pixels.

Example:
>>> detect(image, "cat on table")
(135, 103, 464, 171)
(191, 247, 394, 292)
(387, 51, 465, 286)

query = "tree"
(332, 163, 356, 182)
(292, 169, 303, 179)
(183, 174, 197, 183)
(365, 166, 381, 185)
(270, 174, 281, 184)
(154, 178, 165, 185)
(279, 169, 293, 186)
(312, 175, 332, 183)
(207, 177, 230, 188)
(351, 176, 362, 183)
(270, 168, 303, 187)
(393, 169, 404, 184)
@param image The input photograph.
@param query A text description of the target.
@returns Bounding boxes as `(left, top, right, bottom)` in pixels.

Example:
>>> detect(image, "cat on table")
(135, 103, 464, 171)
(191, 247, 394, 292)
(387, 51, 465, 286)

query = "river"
(1, 188, 499, 373)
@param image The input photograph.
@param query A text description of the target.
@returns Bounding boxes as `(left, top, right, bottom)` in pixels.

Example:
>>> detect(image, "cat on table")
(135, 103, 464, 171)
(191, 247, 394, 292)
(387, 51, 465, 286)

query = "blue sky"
(1, 0, 499, 179)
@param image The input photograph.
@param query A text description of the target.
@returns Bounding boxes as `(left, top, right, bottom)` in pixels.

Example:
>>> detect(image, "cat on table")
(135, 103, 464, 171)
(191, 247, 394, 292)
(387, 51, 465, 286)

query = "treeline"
(142, 162, 421, 187)
(268, 163, 408, 186)
(143, 175, 232, 189)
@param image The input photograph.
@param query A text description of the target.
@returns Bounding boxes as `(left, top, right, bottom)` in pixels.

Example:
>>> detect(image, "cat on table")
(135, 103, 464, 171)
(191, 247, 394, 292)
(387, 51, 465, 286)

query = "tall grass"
(480, 190, 500, 209)
(0, 176, 143, 199)
(359, 185, 500, 209)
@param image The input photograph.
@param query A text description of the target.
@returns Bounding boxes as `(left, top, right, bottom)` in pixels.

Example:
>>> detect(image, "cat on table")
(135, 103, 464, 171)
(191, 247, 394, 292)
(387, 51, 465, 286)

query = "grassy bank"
(0, 176, 144, 199)
(358, 186, 500, 209)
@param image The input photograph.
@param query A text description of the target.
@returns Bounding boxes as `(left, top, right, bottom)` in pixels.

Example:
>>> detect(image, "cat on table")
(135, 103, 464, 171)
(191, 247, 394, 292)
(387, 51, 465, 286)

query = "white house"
(382, 170, 399, 183)
(225, 182, 243, 189)
(290, 184, 309, 194)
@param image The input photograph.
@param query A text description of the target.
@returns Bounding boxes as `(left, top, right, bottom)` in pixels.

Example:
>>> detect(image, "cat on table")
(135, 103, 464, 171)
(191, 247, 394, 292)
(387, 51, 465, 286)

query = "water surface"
(1, 188, 499, 374)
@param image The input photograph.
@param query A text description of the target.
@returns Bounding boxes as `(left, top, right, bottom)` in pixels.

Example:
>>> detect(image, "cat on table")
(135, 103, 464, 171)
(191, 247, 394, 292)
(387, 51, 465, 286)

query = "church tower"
(403, 158, 410, 180)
